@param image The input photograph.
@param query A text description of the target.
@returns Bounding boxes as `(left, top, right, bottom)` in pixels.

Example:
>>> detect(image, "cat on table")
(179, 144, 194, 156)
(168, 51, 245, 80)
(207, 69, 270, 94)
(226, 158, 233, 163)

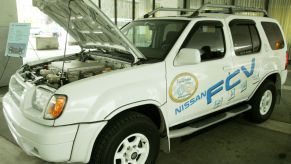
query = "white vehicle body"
(2, 0, 288, 163)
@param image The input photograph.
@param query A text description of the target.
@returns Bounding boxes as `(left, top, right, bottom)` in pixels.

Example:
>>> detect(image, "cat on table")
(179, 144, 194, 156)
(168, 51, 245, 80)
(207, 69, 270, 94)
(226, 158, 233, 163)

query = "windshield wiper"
(135, 58, 148, 65)
(135, 56, 164, 65)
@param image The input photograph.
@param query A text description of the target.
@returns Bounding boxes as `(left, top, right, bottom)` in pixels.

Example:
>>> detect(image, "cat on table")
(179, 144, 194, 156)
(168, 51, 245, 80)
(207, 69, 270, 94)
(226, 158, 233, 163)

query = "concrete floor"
(0, 69, 291, 164)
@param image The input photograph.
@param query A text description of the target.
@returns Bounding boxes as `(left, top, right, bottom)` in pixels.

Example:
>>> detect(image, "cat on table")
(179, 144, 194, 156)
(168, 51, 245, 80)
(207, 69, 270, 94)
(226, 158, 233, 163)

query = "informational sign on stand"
(5, 23, 31, 57)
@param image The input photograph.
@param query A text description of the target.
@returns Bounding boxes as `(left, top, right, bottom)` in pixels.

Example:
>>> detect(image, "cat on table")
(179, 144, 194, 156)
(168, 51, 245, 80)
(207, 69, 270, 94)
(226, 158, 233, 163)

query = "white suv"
(3, 1, 289, 164)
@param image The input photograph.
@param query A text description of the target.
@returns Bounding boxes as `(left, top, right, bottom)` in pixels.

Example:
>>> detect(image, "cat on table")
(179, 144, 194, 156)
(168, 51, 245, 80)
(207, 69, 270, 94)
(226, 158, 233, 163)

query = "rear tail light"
(286, 51, 289, 70)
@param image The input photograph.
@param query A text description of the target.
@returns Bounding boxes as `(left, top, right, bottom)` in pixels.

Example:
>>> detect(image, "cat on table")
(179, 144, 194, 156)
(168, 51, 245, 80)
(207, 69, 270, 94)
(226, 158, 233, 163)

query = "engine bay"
(19, 51, 131, 88)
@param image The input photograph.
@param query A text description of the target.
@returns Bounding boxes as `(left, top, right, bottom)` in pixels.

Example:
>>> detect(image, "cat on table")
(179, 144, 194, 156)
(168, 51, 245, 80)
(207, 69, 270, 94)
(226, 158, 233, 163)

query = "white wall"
(0, 0, 22, 87)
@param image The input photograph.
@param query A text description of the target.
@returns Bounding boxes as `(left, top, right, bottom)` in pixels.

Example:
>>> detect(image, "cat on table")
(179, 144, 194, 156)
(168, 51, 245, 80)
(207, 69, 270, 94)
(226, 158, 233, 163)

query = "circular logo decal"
(169, 73, 198, 103)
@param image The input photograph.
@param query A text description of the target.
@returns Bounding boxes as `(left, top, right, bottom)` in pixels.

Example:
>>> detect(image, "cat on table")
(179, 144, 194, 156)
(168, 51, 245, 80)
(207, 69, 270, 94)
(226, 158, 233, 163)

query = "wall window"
(182, 21, 225, 61)
(135, 0, 153, 19)
(117, 0, 132, 28)
(155, 0, 182, 16)
(190, 0, 202, 9)
(261, 22, 285, 50)
(91, 0, 99, 7)
(101, 0, 114, 22)
(205, 0, 232, 5)
(229, 20, 261, 56)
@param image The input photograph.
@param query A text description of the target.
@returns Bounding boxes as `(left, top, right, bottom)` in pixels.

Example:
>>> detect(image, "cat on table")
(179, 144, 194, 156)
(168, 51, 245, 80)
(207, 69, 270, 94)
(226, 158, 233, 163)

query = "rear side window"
(261, 22, 285, 50)
(250, 25, 261, 52)
(229, 20, 261, 56)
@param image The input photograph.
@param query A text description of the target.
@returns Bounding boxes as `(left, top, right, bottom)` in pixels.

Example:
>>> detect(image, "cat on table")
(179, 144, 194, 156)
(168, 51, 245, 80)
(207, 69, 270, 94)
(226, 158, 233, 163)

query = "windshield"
(122, 20, 189, 61)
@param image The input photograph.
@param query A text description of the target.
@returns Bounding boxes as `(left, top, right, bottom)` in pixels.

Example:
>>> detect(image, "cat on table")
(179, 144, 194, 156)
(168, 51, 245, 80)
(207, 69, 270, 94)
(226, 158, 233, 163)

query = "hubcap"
(114, 133, 150, 164)
(259, 90, 273, 115)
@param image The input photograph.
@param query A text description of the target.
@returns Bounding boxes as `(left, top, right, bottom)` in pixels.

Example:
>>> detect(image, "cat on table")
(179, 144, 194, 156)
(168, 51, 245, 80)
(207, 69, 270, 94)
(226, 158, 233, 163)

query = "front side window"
(181, 21, 225, 61)
(122, 20, 189, 61)
(229, 20, 261, 56)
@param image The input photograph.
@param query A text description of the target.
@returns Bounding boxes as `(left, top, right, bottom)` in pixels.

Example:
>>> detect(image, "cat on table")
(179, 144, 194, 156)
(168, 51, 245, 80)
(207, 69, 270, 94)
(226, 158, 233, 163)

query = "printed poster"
(5, 23, 31, 57)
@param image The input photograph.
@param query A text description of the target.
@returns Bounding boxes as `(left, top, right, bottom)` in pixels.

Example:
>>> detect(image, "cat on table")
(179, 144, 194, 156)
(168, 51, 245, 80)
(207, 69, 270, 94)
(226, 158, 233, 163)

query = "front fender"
(54, 62, 167, 126)
(104, 100, 163, 120)
(104, 100, 171, 153)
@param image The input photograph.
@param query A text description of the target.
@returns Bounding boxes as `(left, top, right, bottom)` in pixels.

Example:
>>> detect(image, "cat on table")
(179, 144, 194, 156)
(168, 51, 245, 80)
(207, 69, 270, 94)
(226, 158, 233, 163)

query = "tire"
(89, 111, 160, 164)
(246, 80, 277, 123)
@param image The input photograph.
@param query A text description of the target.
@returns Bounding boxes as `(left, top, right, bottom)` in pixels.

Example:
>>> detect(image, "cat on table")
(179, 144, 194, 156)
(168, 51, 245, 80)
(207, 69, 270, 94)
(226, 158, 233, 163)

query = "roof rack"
(191, 4, 268, 17)
(143, 7, 197, 18)
(143, 4, 268, 18)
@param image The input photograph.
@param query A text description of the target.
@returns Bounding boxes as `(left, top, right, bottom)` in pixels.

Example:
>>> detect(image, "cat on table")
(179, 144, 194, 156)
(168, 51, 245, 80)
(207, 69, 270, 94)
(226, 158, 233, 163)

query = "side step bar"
(169, 104, 252, 138)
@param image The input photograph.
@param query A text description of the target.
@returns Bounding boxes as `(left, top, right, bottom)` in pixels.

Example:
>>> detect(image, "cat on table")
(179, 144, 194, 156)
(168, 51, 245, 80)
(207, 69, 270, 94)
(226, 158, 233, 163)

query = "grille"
(9, 77, 25, 106)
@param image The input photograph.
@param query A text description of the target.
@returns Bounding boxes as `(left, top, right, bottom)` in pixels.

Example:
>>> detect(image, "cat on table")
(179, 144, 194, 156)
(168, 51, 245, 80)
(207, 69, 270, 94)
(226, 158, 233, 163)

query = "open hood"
(33, 0, 146, 61)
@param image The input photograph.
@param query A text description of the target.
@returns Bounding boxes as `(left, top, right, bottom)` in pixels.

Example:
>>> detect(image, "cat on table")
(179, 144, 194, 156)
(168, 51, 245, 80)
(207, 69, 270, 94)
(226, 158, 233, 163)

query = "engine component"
(46, 74, 61, 83)
(49, 60, 105, 82)
(102, 67, 112, 73)
(19, 53, 131, 88)
(49, 60, 105, 72)
(40, 69, 55, 77)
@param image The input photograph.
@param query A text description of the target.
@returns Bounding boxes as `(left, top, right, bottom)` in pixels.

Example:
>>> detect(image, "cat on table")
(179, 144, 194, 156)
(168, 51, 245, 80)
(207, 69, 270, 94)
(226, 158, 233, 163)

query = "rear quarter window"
(261, 22, 285, 50)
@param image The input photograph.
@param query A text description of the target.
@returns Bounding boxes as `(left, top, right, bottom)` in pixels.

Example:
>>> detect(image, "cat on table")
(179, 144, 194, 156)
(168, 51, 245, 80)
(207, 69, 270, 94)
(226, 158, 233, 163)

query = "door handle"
(223, 66, 232, 71)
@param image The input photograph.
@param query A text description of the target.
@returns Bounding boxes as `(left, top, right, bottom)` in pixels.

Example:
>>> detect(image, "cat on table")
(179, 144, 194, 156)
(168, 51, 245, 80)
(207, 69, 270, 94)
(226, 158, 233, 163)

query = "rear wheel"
(246, 80, 277, 123)
(90, 111, 160, 164)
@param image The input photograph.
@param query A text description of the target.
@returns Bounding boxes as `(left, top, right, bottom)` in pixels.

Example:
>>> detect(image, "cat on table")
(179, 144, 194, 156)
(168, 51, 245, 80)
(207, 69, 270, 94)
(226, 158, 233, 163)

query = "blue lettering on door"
(175, 58, 256, 115)
(206, 58, 255, 106)
(207, 80, 224, 104)
(241, 58, 255, 78)
(225, 69, 241, 91)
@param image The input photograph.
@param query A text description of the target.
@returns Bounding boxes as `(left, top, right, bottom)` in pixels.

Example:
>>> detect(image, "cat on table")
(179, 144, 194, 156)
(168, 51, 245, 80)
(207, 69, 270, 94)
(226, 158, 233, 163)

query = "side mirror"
(174, 48, 201, 66)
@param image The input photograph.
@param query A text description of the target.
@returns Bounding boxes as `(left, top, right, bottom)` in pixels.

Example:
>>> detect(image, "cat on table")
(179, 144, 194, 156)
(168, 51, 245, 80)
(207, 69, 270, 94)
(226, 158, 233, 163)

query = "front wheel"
(246, 80, 277, 123)
(90, 111, 160, 164)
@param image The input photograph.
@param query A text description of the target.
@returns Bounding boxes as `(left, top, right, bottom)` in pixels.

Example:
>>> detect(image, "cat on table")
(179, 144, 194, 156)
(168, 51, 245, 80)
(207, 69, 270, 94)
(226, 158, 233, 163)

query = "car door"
(166, 20, 234, 126)
(226, 19, 262, 104)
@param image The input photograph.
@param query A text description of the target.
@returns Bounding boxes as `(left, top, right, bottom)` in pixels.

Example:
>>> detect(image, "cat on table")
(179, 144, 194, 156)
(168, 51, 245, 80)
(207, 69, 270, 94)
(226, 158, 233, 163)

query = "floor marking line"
(255, 119, 291, 135)
(282, 85, 291, 91)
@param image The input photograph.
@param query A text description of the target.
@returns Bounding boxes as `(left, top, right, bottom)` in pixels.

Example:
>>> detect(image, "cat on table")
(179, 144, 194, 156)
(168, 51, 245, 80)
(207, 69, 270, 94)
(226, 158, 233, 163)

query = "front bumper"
(2, 93, 78, 162)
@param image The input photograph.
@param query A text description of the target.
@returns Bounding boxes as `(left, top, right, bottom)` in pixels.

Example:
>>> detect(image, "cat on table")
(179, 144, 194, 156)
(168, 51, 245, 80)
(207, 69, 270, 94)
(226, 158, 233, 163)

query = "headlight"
(44, 95, 67, 120)
(32, 88, 53, 112)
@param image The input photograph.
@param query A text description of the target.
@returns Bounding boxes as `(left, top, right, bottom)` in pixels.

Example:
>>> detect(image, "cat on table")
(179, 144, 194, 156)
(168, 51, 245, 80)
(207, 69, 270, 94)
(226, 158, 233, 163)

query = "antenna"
(60, 0, 74, 85)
